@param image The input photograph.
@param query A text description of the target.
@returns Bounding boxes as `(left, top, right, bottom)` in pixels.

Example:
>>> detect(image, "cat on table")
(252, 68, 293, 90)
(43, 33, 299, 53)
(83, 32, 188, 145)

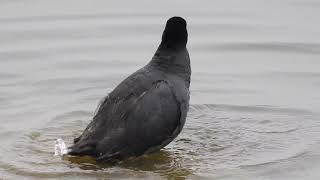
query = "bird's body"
(68, 17, 191, 161)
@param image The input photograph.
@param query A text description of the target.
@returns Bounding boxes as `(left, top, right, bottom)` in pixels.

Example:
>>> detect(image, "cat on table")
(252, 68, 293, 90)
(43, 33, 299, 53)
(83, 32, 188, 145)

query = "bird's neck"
(148, 46, 191, 87)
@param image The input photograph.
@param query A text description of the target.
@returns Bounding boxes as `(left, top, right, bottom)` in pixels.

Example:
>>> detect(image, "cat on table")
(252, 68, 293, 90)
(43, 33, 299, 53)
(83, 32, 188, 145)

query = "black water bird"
(69, 17, 191, 161)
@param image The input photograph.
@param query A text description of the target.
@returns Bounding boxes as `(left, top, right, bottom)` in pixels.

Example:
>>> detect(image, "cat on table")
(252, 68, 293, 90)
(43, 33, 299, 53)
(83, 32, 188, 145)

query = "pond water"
(1, 0, 320, 179)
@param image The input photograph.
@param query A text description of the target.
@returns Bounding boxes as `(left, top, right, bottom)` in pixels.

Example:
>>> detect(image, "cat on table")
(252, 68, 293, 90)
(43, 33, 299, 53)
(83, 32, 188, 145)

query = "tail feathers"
(68, 140, 98, 157)
(73, 135, 81, 144)
(68, 141, 130, 162)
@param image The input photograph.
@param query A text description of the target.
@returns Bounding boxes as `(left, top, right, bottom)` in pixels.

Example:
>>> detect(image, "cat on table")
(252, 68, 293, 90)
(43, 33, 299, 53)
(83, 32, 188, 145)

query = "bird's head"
(161, 16, 188, 49)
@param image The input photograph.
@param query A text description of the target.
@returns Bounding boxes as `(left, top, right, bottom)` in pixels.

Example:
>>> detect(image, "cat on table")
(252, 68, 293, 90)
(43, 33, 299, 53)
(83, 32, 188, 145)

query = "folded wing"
(69, 80, 183, 161)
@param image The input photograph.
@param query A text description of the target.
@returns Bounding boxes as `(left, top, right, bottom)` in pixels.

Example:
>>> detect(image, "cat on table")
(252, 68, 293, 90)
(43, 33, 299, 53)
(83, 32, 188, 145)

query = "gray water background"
(1, 0, 320, 179)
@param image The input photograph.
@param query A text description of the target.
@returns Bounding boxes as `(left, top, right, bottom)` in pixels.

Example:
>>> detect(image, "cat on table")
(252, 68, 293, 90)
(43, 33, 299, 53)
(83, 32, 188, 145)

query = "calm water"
(1, 0, 320, 179)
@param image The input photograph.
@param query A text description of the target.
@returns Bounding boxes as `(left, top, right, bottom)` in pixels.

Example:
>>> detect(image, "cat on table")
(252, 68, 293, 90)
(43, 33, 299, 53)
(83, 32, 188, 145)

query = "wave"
(0, 12, 164, 23)
(51, 110, 92, 122)
(194, 42, 320, 54)
(189, 104, 313, 115)
(239, 151, 309, 169)
(248, 127, 298, 134)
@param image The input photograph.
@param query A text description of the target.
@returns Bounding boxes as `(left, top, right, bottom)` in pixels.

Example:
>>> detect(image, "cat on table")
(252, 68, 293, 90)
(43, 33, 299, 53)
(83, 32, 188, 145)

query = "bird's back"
(69, 64, 189, 160)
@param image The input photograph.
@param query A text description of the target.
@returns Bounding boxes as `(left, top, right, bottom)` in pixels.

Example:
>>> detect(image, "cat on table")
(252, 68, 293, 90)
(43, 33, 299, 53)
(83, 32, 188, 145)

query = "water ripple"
(195, 42, 320, 54)
(190, 104, 313, 115)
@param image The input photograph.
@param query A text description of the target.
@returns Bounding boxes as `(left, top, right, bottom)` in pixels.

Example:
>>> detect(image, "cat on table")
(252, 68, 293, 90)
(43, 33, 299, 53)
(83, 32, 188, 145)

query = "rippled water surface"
(1, 0, 320, 179)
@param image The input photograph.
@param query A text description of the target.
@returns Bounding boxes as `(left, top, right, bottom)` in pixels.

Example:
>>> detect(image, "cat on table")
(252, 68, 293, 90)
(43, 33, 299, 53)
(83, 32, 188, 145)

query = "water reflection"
(66, 150, 192, 180)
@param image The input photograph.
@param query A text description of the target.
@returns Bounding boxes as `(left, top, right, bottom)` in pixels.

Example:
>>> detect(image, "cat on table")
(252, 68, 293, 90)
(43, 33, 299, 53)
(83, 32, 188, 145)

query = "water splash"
(54, 138, 68, 156)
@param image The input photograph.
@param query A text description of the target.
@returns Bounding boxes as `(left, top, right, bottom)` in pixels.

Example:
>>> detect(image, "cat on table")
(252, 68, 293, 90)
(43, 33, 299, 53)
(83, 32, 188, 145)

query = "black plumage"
(68, 17, 191, 161)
